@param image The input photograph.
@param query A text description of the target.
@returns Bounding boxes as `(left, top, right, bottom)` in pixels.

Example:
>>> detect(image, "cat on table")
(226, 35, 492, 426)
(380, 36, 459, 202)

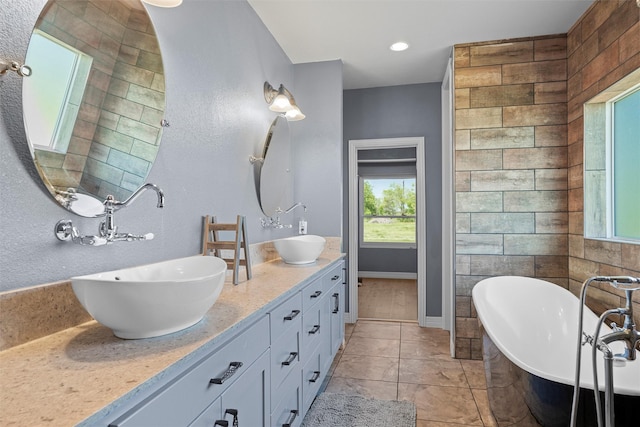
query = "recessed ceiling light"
(390, 41, 409, 52)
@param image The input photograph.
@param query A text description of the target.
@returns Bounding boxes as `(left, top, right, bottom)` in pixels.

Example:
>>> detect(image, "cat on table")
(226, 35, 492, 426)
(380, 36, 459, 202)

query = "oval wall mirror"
(259, 115, 293, 217)
(22, 0, 166, 217)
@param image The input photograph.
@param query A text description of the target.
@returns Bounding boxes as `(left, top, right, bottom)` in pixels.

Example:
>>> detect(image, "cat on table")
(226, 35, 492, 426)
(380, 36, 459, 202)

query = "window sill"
(360, 242, 417, 249)
(583, 236, 640, 246)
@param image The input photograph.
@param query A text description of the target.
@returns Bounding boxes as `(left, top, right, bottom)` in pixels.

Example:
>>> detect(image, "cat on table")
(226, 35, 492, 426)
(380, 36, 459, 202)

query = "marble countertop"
(0, 243, 344, 426)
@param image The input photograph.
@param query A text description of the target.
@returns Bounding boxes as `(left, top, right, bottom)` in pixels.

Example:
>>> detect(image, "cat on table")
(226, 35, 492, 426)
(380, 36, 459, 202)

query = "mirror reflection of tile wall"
(34, 0, 164, 201)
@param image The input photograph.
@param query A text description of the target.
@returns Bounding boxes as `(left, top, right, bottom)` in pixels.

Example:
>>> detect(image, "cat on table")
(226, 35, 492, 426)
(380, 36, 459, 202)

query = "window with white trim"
(359, 176, 416, 247)
(584, 81, 640, 243)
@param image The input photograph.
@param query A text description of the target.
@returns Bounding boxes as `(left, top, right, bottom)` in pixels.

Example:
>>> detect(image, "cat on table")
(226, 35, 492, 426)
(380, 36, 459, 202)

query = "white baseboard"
(357, 271, 417, 280)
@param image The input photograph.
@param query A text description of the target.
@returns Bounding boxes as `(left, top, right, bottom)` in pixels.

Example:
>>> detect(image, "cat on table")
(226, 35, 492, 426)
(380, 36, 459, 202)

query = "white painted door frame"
(441, 57, 456, 357)
(347, 137, 427, 326)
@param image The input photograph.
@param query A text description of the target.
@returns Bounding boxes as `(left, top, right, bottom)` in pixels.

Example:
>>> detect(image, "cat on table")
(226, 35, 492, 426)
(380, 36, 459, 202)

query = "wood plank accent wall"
(453, 35, 569, 360)
(566, 0, 640, 330)
(453, 0, 640, 360)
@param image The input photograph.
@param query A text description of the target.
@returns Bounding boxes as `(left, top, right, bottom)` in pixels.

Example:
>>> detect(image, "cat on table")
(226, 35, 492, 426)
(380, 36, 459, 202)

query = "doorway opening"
(347, 137, 426, 326)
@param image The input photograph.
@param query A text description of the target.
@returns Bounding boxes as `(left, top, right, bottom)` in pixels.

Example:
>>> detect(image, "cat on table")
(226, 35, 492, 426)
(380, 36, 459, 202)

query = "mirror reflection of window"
(23, 30, 92, 154)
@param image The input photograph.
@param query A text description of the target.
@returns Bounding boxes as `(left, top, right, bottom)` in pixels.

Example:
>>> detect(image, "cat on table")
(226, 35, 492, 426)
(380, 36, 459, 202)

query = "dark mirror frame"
(258, 115, 293, 217)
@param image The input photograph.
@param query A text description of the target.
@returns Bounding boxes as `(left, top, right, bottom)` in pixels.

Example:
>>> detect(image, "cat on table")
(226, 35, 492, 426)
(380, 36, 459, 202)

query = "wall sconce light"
(141, 0, 183, 7)
(264, 81, 306, 121)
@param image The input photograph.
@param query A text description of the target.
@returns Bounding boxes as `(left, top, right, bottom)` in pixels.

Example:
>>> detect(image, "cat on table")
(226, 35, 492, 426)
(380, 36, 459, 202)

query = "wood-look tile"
(343, 336, 400, 358)
(454, 65, 502, 88)
(351, 320, 401, 340)
(325, 377, 398, 401)
(460, 360, 487, 389)
(470, 41, 533, 67)
(398, 383, 483, 425)
(398, 358, 468, 387)
(332, 354, 399, 382)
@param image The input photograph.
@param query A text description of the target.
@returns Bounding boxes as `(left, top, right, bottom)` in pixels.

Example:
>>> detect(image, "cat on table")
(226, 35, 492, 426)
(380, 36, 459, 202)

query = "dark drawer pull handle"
(283, 410, 298, 427)
(331, 274, 340, 281)
(210, 361, 243, 384)
(284, 309, 300, 321)
(309, 370, 321, 383)
(308, 324, 320, 335)
(225, 409, 238, 427)
(332, 292, 340, 314)
(310, 290, 322, 298)
(282, 352, 298, 366)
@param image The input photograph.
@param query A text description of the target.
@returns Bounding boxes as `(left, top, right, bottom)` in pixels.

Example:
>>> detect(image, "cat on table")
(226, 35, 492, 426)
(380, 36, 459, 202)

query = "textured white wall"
(0, 0, 343, 291)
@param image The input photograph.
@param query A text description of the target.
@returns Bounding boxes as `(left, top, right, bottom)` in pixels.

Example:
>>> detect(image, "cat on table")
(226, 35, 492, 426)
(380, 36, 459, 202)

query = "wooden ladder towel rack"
(202, 215, 252, 285)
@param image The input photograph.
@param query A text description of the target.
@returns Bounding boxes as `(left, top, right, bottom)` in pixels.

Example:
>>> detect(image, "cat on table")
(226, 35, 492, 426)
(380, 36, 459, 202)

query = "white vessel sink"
(71, 256, 227, 339)
(274, 235, 326, 265)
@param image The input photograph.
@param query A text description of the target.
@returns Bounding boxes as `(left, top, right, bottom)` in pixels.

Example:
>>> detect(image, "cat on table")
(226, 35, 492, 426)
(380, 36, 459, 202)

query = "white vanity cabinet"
(327, 265, 345, 359)
(270, 260, 345, 426)
(102, 259, 345, 427)
(300, 261, 345, 417)
(109, 316, 270, 427)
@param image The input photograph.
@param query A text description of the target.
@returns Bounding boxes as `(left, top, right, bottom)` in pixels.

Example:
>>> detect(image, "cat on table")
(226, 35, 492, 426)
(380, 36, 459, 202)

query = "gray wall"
(0, 0, 342, 292)
(292, 60, 343, 237)
(343, 83, 442, 316)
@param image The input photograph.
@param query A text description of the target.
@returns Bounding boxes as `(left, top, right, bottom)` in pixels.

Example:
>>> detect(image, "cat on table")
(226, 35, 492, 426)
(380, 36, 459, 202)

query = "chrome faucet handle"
(55, 220, 108, 246)
(593, 276, 640, 291)
(114, 232, 154, 242)
(582, 331, 594, 346)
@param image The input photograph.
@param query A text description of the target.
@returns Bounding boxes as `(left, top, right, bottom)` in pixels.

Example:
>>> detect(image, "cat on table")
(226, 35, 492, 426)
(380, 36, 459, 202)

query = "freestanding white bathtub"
(473, 276, 639, 427)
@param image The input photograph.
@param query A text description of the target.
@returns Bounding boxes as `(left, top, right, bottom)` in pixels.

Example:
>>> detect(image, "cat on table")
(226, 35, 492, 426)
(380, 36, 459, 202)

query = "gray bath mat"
(301, 392, 416, 427)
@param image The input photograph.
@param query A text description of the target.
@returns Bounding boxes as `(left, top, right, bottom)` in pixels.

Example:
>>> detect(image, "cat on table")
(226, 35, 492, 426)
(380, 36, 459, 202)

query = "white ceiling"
(247, 0, 594, 89)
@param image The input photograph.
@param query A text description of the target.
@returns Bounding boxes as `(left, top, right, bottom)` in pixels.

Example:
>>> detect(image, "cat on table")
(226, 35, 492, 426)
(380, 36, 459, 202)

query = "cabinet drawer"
(301, 345, 323, 415)
(187, 395, 221, 427)
(301, 303, 322, 354)
(270, 292, 303, 343)
(270, 318, 301, 410)
(271, 368, 302, 427)
(323, 264, 343, 293)
(301, 277, 324, 312)
(189, 350, 270, 427)
(110, 316, 269, 427)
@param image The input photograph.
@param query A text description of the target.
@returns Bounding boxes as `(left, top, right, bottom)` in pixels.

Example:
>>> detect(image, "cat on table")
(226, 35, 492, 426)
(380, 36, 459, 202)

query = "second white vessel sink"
(274, 235, 326, 265)
(71, 255, 227, 339)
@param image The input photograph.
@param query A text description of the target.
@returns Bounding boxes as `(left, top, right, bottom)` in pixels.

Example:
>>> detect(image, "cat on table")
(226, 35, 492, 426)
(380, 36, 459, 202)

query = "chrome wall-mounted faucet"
(55, 183, 164, 246)
(260, 216, 292, 229)
(278, 202, 306, 215)
(261, 202, 306, 229)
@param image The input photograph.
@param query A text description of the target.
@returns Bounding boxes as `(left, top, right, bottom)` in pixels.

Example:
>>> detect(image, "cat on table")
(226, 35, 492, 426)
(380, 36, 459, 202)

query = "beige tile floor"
(325, 320, 498, 427)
